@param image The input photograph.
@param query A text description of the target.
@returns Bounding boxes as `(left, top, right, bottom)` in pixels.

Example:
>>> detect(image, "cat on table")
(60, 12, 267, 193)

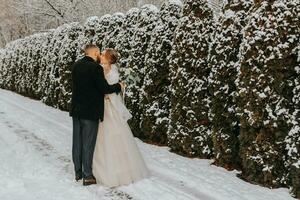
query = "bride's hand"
(119, 82, 126, 90)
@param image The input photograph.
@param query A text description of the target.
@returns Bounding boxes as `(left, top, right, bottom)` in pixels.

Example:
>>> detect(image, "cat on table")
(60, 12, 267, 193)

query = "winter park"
(0, 0, 299, 200)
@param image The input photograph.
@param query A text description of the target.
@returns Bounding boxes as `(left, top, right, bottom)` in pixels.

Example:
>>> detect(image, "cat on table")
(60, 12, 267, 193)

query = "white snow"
(140, 4, 159, 13)
(168, 0, 183, 7)
(0, 88, 295, 200)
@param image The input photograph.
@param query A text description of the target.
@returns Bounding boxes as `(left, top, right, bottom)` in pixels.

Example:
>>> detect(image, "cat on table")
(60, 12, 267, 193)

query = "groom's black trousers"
(72, 117, 99, 179)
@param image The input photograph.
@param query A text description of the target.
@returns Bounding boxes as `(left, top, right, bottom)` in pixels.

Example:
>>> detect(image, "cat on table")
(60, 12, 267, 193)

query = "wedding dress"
(93, 64, 150, 187)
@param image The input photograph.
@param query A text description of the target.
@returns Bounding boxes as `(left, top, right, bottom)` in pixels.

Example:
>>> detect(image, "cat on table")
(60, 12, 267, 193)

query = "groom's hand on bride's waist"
(105, 95, 110, 101)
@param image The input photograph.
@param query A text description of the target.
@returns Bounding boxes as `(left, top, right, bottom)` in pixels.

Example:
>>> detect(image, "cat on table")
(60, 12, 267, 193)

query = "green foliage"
(168, 0, 215, 158)
(140, 0, 182, 144)
(236, 0, 300, 190)
(208, 0, 253, 169)
(124, 5, 159, 138)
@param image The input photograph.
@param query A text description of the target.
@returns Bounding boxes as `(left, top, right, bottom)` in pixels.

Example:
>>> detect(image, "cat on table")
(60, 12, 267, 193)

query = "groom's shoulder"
(73, 57, 98, 69)
(75, 57, 92, 64)
(73, 57, 86, 67)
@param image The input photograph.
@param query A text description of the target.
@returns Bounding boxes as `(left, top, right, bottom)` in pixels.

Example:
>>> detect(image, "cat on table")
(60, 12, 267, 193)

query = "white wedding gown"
(93, 64, 150, 187)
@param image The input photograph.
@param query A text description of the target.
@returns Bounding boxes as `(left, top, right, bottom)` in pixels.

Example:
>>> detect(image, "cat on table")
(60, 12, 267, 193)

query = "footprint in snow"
(105, 189, 134, 200)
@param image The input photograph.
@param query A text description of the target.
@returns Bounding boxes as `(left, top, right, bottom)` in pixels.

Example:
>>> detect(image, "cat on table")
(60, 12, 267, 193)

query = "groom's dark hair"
(84, 44, 99, 55)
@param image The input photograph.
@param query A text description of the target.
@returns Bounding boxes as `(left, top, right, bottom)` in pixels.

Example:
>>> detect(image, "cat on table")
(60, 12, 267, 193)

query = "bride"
(92, 48, 150, 187)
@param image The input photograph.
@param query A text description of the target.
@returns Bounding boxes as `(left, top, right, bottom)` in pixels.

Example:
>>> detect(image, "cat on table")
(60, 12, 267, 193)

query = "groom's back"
(70, 56, 103, 121)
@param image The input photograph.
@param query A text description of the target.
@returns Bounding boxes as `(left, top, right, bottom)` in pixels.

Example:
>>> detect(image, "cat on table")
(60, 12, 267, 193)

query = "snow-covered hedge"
(124, 5, 159, 138)
(115, 7, 141, 71)
(208, 0, 253, 169)
(44, 23, 83, 110)
(140, 0, 183, 144)
(236, 0, 300, 194)
(0, 0, 299, 197)
(168, 0, 215, 158)
(101, 13, 125, 49)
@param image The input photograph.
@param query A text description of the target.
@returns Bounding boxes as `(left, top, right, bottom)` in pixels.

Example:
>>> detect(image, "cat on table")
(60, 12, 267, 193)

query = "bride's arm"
(92, 64, 121, 95)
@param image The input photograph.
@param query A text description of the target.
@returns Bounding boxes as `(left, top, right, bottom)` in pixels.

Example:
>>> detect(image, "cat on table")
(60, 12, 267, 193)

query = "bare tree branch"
(0, 0, 167, 47)
(43, 0, 65, 19)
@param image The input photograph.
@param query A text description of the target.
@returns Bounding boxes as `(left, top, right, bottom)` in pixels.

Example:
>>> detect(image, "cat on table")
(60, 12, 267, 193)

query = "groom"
(70, 44, 123, 186)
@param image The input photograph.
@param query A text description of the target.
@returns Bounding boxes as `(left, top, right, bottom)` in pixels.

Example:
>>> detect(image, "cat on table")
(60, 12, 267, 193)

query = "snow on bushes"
(208, 0, 253, 169)
(140, 0, 183, 144)
(101, 13, 125, 49)
(12, 39, 27, 94)
(42, 24, 72, 108)
(284, 9, 300, 195)
(113, 8, 143, 136)
(91, 12, 125, 51)
(56, 23, 83, 110)
(168, 0, 215, 158)
(1, 43, 13, 90)
(0, 24, 83, 111)
(114, 8, 141, 99)
(0, 49, 4, 86)
(76, 16, 100, 58)
(42, 23, 83, 110)
(92, 14, 113, 49)
(236, 0, 300, 193)
(115, 7, 141, 72)
(38, 30, 56, 102)
(1, 34, 48, 97)
(24, 34, 48, 98)
(124, 4, 159, 138)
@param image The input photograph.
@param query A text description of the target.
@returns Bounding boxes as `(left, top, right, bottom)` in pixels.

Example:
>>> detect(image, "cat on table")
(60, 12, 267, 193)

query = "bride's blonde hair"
(104, 48, 119, 64)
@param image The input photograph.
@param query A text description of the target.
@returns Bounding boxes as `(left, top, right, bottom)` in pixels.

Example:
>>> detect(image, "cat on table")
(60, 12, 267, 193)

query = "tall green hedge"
(140, 0, 183, 144)
(168, 0, 215, 158)
(125, 5, 159, 139)
(208, 0, 253, 169)
(236, 0, 299, 191)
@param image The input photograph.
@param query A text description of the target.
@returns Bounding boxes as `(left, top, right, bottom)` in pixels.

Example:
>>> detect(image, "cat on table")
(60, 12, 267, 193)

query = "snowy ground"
(0, 88, 295, 200)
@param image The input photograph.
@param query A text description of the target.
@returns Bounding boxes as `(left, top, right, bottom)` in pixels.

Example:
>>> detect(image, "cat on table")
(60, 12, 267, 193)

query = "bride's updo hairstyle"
(104, 48, 119, 64)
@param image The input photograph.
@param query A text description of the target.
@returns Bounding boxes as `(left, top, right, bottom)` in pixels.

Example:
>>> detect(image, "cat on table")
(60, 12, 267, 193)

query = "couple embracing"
(70, 44, 150, 187)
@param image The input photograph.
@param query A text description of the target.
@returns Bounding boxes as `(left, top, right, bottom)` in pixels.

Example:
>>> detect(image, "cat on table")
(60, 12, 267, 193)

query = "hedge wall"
(208, 0, 253, 169)
(0, 0, 299, 197)
(236, 0, 300, 193)
(141, 0, 183, 145)
(168, 0, 215, 158)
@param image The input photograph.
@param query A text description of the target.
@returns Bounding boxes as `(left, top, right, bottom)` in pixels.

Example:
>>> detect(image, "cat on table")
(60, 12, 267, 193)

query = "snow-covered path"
(0, 89, 295, 200)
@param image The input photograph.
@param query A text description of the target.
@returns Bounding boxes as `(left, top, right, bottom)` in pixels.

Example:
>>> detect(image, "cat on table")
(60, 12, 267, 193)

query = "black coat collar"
(83, 56, 96, 62)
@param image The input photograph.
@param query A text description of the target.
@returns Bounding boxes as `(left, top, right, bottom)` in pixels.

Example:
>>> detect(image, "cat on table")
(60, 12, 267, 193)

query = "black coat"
(69, 56, 121, 121)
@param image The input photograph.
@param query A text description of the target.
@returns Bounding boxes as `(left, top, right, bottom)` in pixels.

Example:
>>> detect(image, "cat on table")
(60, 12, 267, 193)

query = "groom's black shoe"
(75, 171, 83, 182)
(75, 175, 83, 182)
(83, 176, 97, 186)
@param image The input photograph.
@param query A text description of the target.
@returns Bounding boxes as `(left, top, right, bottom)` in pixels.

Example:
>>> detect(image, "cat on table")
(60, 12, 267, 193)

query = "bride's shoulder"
(111, 64, 119, 70)
(111, 64, 120, 73)
(106, 64, 119, 79)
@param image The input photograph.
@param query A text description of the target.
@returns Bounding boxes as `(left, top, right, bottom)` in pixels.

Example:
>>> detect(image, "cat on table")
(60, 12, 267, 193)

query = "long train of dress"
(93, 65, 150, 187)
